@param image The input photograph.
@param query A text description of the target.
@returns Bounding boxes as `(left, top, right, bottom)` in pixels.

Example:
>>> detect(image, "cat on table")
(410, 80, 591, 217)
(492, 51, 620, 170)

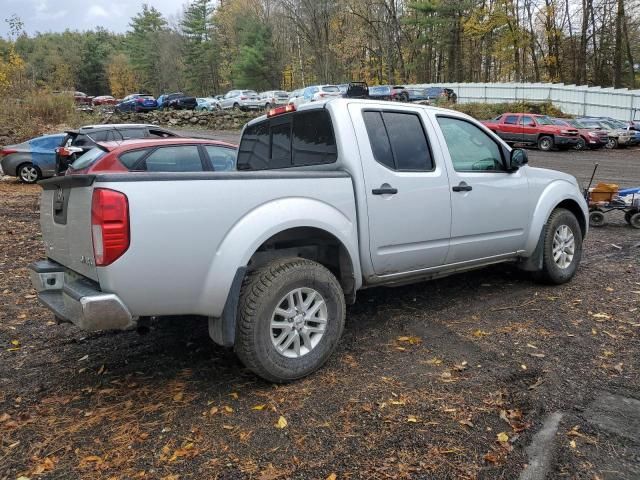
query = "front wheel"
(629, 212, 640, 229)
(18, 163, 41, 184)
(574, 138, 587, 150)
(235, 258, 346, 383)
(538, 136, 554, 151)
(534, 208, 583, 284)
(606, 138, 618, 149)
(264, 102, 271, 111)
(233, 103, 241, 111)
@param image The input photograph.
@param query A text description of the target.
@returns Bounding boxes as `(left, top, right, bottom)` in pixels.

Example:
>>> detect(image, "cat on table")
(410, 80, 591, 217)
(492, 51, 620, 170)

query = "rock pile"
(101, 109, 262, 130)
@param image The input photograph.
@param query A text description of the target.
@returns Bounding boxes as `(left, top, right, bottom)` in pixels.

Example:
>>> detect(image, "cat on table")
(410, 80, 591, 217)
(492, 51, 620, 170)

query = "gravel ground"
(0, 144, 639, 480)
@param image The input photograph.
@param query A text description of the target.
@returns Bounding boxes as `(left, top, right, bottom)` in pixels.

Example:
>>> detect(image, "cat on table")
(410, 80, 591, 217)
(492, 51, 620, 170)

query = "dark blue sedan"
(115, 94, 158, 113)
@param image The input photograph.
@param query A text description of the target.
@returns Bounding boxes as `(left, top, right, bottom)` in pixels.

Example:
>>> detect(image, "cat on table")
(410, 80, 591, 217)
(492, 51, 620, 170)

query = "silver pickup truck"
(29, 99, 588, 382)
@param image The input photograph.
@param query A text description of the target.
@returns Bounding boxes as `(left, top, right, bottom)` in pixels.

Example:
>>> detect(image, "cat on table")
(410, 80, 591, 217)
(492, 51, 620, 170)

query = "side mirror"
(509, 148, 528, 171)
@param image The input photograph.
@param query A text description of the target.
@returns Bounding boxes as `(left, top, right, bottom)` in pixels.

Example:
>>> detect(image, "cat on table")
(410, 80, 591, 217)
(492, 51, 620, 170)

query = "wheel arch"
(524, 181, 588, 255)
(200, 198, 361, 318)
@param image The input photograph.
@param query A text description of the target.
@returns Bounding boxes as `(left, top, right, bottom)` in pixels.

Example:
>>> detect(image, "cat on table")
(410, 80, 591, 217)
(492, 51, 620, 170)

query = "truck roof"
(246, 98, 470, 127)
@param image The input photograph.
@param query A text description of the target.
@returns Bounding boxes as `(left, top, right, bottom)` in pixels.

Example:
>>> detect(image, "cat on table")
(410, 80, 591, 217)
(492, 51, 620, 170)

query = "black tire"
(264, 102, 271, 111)
(235, 258, 346, 382)
(535, 208, 583, 284)
(17, 163, 41, 184)
(589, 210, 606, 227)
(574, 138, 587, 151)
(606, 137, 618, 149)
(233, 103, 241, 111)
(624, 210, 637, 224)
(537, 136, 554, 151)
(630, 212, 640, 229)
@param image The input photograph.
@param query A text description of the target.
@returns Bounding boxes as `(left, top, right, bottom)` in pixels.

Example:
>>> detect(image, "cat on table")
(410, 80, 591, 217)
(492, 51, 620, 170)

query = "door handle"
(372, 186, 398, 195)
(452, 181, 472, 192)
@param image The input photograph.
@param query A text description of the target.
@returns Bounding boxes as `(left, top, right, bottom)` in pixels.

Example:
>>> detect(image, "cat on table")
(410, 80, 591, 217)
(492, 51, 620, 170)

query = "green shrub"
(447, 101, 567, 120)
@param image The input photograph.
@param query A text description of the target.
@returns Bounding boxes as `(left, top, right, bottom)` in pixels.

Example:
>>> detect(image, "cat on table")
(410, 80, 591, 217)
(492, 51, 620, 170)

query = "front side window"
(437, 117, 505, 172)
(504, 115, 519, 125)
(521, 116, 535, 127)
(363, 110, 433, 171)
(141, 146, 203, 172)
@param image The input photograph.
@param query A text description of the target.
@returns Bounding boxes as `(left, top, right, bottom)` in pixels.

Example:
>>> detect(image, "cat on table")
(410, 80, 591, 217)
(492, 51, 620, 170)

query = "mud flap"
(208, 267, 246, 347)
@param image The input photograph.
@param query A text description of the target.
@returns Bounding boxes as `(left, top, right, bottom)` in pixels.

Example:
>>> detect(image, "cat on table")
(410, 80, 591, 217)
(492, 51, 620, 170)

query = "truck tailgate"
(39, 176, 98, 281)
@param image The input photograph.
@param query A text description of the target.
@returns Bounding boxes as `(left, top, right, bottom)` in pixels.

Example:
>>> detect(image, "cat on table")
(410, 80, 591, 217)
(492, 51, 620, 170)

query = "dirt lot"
(0, 145, 639, 480)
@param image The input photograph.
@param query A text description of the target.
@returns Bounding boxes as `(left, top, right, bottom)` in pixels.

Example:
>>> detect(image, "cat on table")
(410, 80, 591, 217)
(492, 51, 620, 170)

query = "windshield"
(566, 119, 584, 128)
(242, 90, 258, 96)
(536, 116, 554, 125)
(321, 86, 340, 93)
(70, 147, 107, 170)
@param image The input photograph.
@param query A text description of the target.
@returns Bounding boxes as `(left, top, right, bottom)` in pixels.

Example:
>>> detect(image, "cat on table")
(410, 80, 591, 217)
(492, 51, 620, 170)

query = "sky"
(0, 0, 184, 37)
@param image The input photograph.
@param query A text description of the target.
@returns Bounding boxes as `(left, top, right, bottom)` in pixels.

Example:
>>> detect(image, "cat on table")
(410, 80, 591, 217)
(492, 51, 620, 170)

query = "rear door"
(348, 104, 452, 275)
(500, 115, 521, 142)
(520, 115, 538, 143)
(40, 177, 98, 280)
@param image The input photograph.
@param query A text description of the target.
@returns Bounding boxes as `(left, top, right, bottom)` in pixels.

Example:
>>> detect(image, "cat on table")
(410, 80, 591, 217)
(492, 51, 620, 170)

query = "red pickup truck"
(482, 113, 580, 151)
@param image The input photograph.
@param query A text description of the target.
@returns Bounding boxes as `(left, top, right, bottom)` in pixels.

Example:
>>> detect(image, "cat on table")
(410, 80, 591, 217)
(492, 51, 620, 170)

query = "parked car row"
(1, 124, 237, 183)
(482, 113, 639, 151)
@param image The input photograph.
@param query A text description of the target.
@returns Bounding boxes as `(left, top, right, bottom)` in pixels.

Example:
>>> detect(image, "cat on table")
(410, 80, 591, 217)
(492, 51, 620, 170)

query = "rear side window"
(72, 134, 96, 147)
(70, 147, 106, 170)
(363, 111, 433, 171)
(141, 146, 204, 172)
(204, 146, 236, 171)
(119, 149, 151, 169)
(237, 110, 337, 170)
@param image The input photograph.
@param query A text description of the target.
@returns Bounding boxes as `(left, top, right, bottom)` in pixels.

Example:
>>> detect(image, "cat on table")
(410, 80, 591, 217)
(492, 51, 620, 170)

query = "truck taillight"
(91, 188, 129, 266)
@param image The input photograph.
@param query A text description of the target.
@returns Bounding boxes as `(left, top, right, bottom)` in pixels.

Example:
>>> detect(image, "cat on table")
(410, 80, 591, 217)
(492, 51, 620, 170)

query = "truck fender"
(200, 197, 361, 320)
(523, 180, 588, 257)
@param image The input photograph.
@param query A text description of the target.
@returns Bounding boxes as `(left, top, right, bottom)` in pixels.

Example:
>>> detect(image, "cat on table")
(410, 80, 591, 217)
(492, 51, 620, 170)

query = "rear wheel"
(17, 163, 41, 184)
(535, 208, 583, 284)
(264, 102, 271, 111)
(235, 258, 345, 383)
(624, 210, 638, 224)
(629, 212, 640, 229)
(233, 103, 241, 111)
(537, 136, 554, 151)
(606, 138, 618, 149)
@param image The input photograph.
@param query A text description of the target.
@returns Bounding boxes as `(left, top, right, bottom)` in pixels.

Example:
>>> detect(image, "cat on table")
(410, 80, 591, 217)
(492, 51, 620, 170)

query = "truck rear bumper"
(29, 260, 136, 331)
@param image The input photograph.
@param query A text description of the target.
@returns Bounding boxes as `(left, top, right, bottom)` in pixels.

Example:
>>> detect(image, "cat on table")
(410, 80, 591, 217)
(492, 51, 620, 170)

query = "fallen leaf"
(570, 440, 577, 449)
(529, 352, 546, 358)
(0, 413, 10, 422)
(209, 407, 219, 415)
(173, 392, 184, 402)
(326, 474, 337, 480)
(276, 416, 288, 429)
(483, 452, 498, 464)
(397, 335, 422, 345)
(10, 340, 20, 347)
(441, 371, 452, 379)
(459, 419, 474, 428)
(389, 400, 406, 406)
(222, 425, 234, 430)
(229, 392, 239, 400)
(521, 364, 527, 370)
(97, 364, 105, 375)
(82, 455, 103, 463)
(407, 415, 418, 423)
(473, 329, 489, 338)
(497, 432, 509, 443)
(613, 363, 623, 374)
(223, 406, 233, 413)
(78, 355, 89, 362)
(426, 357, 442, 365)
(592, 313, 611, 321)
(252, 405, 266, 411)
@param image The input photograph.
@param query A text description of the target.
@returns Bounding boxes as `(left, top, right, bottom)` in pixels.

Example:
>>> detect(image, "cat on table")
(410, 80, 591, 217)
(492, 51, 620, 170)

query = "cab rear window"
(237, 110, 337, 170)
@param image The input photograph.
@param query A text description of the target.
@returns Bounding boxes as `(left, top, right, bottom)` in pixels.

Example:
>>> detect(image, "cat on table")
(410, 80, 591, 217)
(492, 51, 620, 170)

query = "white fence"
(410, 82, 640, 121)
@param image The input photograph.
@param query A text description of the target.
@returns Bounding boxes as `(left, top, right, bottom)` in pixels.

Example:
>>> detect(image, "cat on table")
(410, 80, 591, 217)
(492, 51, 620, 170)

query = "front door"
(433, 115, 530, 264)
(349, 104, 452, 276)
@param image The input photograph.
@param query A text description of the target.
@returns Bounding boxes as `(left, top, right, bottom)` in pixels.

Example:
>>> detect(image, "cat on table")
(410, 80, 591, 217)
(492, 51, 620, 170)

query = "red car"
(550, 118, 609, 150)
(73, 91, 94, 106)
(482, 113, 579, 151)
(92, 95, 118, 106)
(65, 138, 238, 175)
